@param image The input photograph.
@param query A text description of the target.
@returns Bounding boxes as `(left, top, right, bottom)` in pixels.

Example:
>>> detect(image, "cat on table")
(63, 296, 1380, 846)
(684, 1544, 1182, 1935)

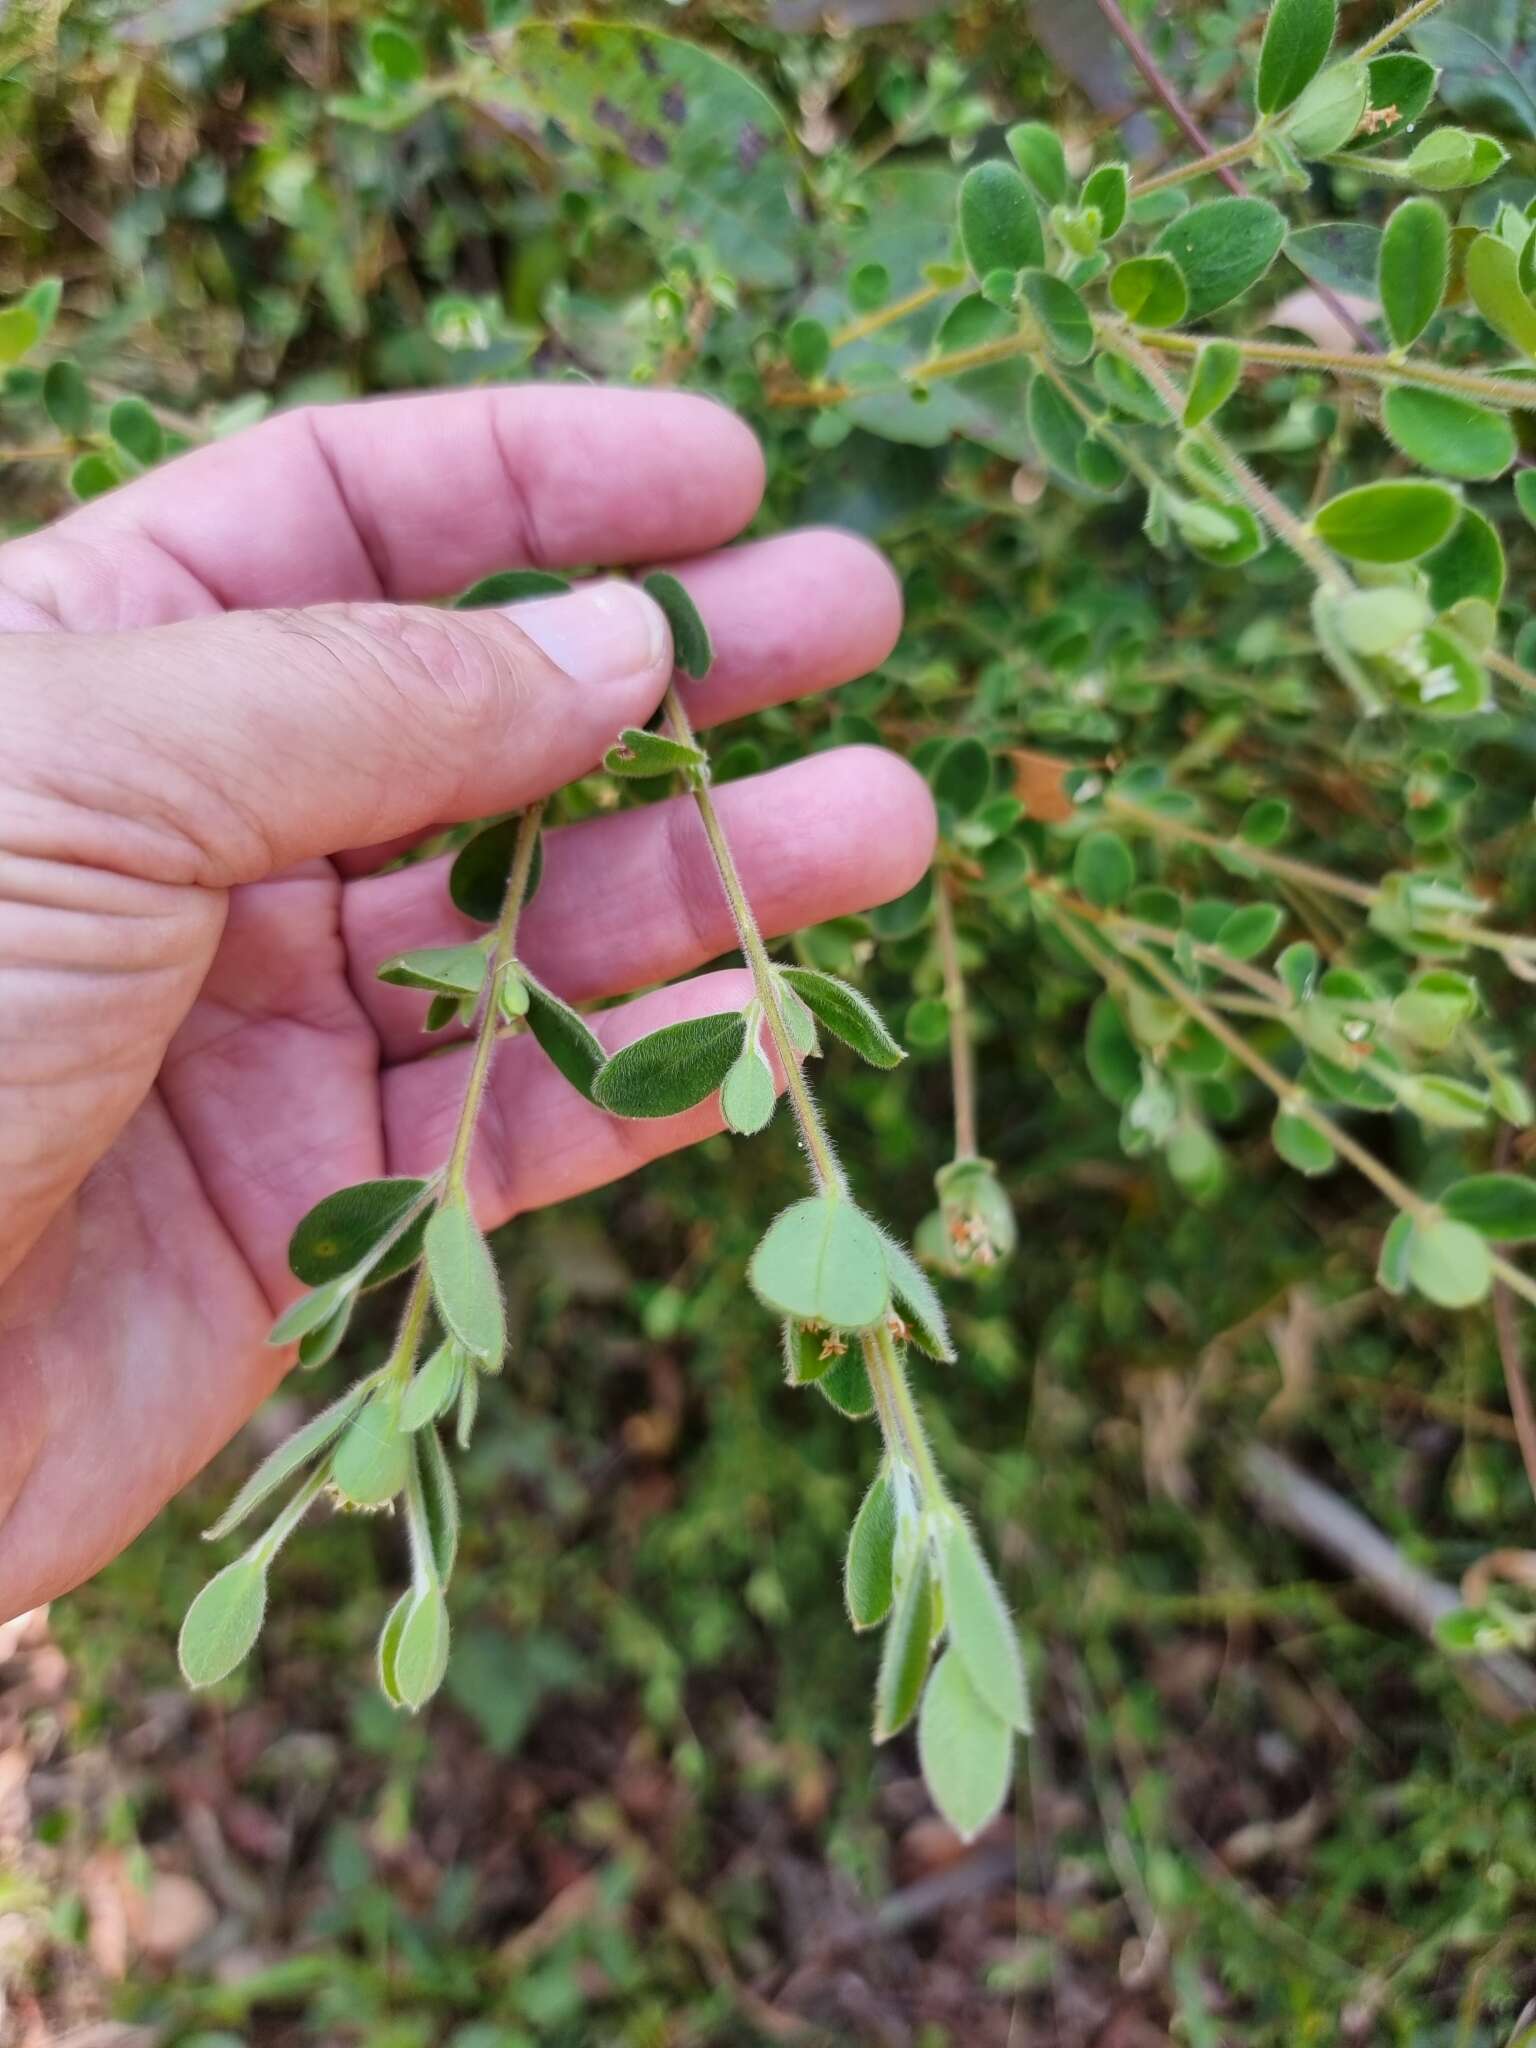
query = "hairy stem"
(1130, 131, 1261, 199)
(1355, 0, 1447, 62)
(444, 802, 546, 1198)
(1110, 325, 1347, 587)
(1135, 329, 1536, 413)
(833, 280, 948, 351)
(933, 873, 979, 1160)
(662, 687, 844, 1192)
(659, 688, 948, 1507)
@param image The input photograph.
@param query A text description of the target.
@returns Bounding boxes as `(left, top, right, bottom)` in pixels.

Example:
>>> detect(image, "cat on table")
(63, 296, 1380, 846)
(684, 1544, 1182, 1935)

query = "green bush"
(12, 0, 1536, 2034)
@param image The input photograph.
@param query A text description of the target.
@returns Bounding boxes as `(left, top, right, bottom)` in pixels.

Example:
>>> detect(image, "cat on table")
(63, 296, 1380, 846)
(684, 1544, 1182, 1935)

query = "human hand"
(0, 386, 934, 1618)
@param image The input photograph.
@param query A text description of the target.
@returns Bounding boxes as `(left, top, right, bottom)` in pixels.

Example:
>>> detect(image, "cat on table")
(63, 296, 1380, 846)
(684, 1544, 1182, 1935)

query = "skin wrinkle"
(302, 407, 391, 598)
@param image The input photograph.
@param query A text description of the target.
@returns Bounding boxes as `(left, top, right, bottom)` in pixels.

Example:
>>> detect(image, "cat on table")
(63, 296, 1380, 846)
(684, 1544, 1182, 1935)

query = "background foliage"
(8, 0, 1536, 2040)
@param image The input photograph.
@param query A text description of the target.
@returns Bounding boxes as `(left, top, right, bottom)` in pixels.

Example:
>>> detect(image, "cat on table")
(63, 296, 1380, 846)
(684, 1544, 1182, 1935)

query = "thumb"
(9, 580, 672, 885)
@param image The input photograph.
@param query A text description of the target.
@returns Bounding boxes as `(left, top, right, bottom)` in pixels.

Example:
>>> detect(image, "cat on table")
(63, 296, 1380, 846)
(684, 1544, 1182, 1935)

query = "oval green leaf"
(289, 1176, 431, 1288)
(1256, 0, 1337, 116)
(1382, 386, 1515, 481)
(938, 1516, 1029, 1731)
(845, 1467, 898, 1630)
(1153, 197, 1286, 319)
(748, 1196, 892, 1332)
(179, 1558, 267, 1688)
(1442, 1174, 1536, 1243)
(595, 1010, 746, 1119)
(1378, 197, 1449, 350)
(1313, 480, 1460, 562)
(425, 1200, 506, 1366)
(917, 1648, 1014, 1843)
(778, 967, 904, 1070)
(958, 160, 1043, 278)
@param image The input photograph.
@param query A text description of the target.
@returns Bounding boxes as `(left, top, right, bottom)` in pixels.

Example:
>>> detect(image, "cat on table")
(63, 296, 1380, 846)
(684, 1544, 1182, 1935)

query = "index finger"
(0, 386, 766, 630)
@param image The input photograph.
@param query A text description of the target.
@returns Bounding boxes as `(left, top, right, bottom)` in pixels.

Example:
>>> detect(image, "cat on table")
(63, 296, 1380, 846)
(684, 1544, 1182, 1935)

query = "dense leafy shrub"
(11, 0, 1536, 2028)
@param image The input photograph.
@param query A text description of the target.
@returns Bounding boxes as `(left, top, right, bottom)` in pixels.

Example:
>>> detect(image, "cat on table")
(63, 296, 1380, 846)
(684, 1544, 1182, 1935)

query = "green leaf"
(1378, 1211, 1415, 1294)
(1354, 53, 1438, 149)
(452, 569, 572, 608)
(1403, 129, 1507, 192)
(1218, 903, 1283, 959)
(42, 359, 90, 437)
(377, 1591, 411, 1706)
(367, 21, 425, 83)
(1256, 0, 1337, 115)
(267, 1277, 354, 1348)
(1465, 232, 1536, 358)
(510, 23, 799, 286)
(932, 736, 992, 815)
(1085, 995, 1140, 1107)
(1073, 829, 1135, 908)
(880, 1232, 956, 1362)
(1005, 121, 1067, 204)
(1442, 1174, 1536, 1243)
(204, 1382, 371, 1542)
(845, 1468, 898, 1629)
(1020, 272, 1093, 365)
(874, 1550, 935, 1741)
(377, 945, 487, 996)
(778, 967, 904, 1070)
(523, 973, 606, 1100)
(1272, 1108, 1336, 1176)
(1153, 198, 1286, 319)
(643, 570, 713, 679)
(1094, 352, 1171, 424)
(786, 315, 831, 380)
(289, 1176, 431, 1288)
(603, 726, 707, 779)
(720, 1038, 777, 1135)
(939, 1516, 1029, 1730)
(1425, 506, 1505, 610)
(1408, 1215, 1493, 1307)
(816, 1348, 875, 1418)
(0, 304, 39, 366)
(21, 276, 60, 337)
(1284, 59, 1367, 159)
(400, 1340, 463, 1431)
(783, 1318, 831, 1386)
(179, 1558, 267, 1688)
(107, 397, 164, 468)
(1378, 197, 1449, 350)
(1109, 254, 1189, 329)
(418, 1424, 460, 1582)
(1334, 586, 1432, 657)
(1241, 798, 1291, 847)
(1520, 471, 1536, 533)
(455, 1361, 481, 1449)
(779, 980, 820, 1056)
(917, 1649, 1014, 1843)
(748, 1196, 891, 1332)
(391, 1586, 450, 1711)
(425, 1201, 506, 1367)
(594, 1010, 746, 1118)
(331, 1393, 411, 1507)
(70, 453, 119, 502)
(958, 160, 1043, 277)
(1382, 387, 1515, 482)
(849, 262, 890, 310)
(1313, 480, 1460, 563)
(1183, 341, 1242, 428)
(1082, 162, 1129, 240)
(298, 1295, 354, 1369)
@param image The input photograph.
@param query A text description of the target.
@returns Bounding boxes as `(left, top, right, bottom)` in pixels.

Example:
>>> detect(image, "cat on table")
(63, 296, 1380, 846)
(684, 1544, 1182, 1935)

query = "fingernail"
(508, 580, 668, 688)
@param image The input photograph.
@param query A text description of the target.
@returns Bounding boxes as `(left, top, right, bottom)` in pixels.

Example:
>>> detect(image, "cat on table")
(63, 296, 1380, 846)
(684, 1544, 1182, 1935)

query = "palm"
(0, 386, 929, 1619)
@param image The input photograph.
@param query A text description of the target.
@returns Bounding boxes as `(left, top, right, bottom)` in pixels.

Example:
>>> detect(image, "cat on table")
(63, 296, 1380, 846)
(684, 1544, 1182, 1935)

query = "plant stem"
(658, 689, 948, 1508)
(1484, 647, 1536, 698)
(251, 1461, 334, 1568)
(1355, 0, 1447, 62)
(865, 1320, 946, 1506)
(832, 281, 948, 351)
(385, 1268, 435, 1399)
(1110, 325, 1348, 587)
(1106, 791, 1380, 906)
(1093, 0, 1246, 194)
(1136, 329, 1536, 413)
(1130, 131, 1260, 199)
(662, 687, 845, 1195)
(1033, 352, 1167, 496)
(443, 802, 546, 1199)
(933, 874, 979, 1161)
